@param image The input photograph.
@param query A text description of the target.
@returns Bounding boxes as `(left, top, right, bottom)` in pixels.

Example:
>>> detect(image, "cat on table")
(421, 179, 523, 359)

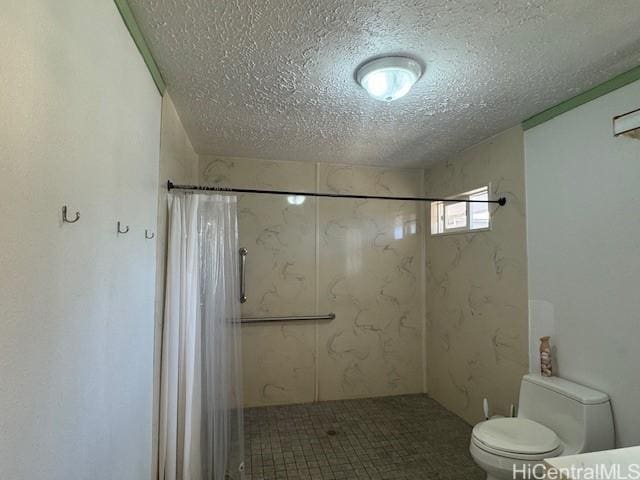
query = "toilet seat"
(472, 418, 563, 460)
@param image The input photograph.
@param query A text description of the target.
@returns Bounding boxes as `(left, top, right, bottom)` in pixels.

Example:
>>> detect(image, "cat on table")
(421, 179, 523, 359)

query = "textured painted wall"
(0, 1, 161, 478)
(200, 156, 426, 406)
(525, 80, 640, 447)
(424, 127, 528, 425)
(151, 94, 199, 480)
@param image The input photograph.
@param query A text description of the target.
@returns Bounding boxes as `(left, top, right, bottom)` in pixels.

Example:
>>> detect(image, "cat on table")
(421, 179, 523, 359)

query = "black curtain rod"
(167, 181, 507, 206)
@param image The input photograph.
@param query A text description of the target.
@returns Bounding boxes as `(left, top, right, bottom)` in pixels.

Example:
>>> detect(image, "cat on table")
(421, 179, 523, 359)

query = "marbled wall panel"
(200, 156, 317, 406)
(317, 164, 425, 400)
(200, 157, 427, 406)
(424, 127, 528, 424)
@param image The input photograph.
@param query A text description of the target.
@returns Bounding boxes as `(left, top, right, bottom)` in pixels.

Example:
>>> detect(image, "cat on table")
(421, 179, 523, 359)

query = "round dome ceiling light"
(356, 56, 422, 102)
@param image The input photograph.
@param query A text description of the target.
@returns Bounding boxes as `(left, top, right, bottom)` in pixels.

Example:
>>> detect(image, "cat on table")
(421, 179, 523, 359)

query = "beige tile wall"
(200, 156, 426, 406)
(199, 131, 528, 419)
(424, 126, 528, 424)
(201, 156, 317, 406)
(317, 164, 425, 400)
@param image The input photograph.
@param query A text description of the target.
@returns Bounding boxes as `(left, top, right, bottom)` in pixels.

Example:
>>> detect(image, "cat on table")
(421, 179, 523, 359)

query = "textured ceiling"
(129, 0, 640, 167)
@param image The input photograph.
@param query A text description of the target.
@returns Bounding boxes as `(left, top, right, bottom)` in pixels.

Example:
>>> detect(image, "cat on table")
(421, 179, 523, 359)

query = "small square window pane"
(430, 186, 490, 236)
(444, 201, 467, 230)
(470, 189, 489, 230)
(431, 202, 444, 234)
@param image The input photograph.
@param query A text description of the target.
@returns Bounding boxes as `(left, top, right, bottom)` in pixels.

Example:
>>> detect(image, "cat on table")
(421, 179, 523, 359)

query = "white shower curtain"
(159, 193, 245, 480)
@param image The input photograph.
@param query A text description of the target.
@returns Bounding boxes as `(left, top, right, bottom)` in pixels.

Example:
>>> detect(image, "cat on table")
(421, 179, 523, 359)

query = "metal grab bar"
(239, 247, 247, 303)
(238, 313, 336, 324)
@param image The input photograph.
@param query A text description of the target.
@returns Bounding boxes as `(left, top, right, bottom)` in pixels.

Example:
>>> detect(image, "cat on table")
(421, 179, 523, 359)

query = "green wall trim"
(114, 0, 166, 95)
(522, 64, 640, 130)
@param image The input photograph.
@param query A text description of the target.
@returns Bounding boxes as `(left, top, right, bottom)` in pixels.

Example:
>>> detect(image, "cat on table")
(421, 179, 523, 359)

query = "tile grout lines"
(242, 394, 483, 480)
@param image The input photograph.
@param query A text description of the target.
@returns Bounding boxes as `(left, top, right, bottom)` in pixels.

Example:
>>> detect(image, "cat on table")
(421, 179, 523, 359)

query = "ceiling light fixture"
(356, 56, 422, 102)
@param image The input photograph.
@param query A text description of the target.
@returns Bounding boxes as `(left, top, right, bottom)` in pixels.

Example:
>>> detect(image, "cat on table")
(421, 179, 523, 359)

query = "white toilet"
(470, 374, 614, 480)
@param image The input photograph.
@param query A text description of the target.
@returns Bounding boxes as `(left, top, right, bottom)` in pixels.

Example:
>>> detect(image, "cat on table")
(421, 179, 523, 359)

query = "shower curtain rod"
(167, 181, 507, 206)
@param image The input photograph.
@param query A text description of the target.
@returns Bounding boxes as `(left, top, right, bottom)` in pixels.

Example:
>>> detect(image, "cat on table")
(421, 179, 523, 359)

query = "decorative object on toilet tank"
(540, 336, 553, 377)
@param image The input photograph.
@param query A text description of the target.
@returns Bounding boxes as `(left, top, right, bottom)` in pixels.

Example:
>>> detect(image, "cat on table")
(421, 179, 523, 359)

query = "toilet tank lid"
(523, 374, 609, 405)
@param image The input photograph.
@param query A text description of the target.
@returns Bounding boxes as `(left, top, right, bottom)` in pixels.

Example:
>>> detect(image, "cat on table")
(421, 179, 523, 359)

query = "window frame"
(430, 185, 492, 237)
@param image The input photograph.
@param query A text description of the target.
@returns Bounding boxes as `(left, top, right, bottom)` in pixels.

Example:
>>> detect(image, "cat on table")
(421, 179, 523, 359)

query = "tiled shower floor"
(243, 394, 484, 480)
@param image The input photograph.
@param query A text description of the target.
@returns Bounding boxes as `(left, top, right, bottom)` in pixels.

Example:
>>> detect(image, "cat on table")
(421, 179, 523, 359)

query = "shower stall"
(197, 158, 429, 410)
(160, 156, 506, 479)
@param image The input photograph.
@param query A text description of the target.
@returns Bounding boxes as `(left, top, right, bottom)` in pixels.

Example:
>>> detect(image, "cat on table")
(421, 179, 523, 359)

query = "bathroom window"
(430, 186, 490, 235)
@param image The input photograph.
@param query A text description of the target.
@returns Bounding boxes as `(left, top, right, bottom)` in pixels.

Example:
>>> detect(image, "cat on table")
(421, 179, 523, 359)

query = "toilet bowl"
(470, 417, 564, 480)
(469, 374, 614, 480)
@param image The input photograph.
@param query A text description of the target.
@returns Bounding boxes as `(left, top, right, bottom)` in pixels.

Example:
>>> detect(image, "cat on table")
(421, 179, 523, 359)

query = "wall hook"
(117, 221, 130, 234)
(145, 229, 155, 239)
(62, 205, 80, 224)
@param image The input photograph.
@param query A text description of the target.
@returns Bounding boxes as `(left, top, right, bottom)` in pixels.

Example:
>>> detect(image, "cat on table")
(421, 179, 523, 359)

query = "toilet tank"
(518, 374, 614, 454)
